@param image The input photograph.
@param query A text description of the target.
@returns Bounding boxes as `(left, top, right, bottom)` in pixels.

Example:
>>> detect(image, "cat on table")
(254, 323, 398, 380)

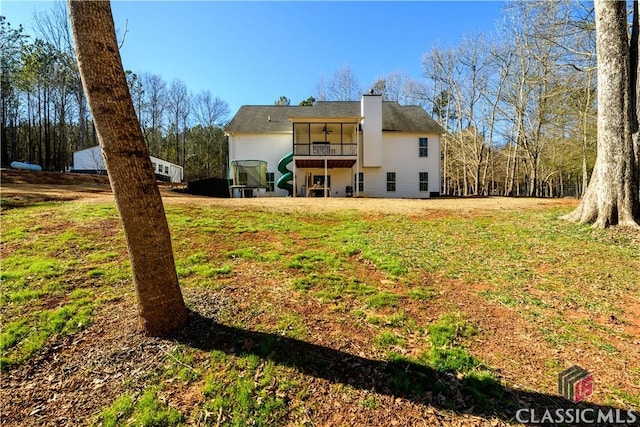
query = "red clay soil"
(1, 170, 637, 427)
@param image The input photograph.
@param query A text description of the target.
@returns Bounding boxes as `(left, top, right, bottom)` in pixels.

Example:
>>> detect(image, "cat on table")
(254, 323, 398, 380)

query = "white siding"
(73, 146, 105, 171)
(358, 133, 441, 198)
(227, 127, 441, 198)
(228, 133, 292, 197)
(150, 156, 183, 183)
(72, 146, 183, 183)
(227, 132, 441, 198)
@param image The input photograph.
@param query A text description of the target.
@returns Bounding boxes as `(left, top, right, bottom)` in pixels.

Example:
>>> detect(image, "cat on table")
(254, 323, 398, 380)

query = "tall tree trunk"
(504, 140, 514, 196)
(632, 1, 640, 204)
(68, 0, 187, 335)
(564, 0, 639, 228)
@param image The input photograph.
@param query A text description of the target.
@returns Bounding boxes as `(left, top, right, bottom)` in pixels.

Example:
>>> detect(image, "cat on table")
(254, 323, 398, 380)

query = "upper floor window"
(419, 137, 428, 157)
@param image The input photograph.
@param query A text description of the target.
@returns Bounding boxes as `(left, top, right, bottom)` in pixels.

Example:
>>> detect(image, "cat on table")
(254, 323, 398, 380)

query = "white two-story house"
(225, 93, 444, 198)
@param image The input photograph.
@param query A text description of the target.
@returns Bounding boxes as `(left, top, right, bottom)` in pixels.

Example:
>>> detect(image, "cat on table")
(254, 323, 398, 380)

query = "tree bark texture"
(68, 0, 187, 335)
(564, 0, 639, 228)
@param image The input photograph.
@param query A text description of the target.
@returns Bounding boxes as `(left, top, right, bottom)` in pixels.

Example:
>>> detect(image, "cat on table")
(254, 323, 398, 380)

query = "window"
(151, 162, 156, 172)
(266, 172, 275, 192)
(419, 137, 429, 157)
(419, 172, 429, 192)
(157, 164, 162, 173)
(386, 172, 396, 192)
(354, 172, 364, 192)
(164, 165, 169, 174)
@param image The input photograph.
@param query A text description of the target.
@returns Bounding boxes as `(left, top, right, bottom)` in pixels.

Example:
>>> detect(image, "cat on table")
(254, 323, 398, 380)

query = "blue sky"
(2, 1, 505, 116)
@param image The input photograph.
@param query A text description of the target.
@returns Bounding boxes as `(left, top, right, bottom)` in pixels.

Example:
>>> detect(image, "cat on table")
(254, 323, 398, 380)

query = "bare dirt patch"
(1, 169, 578, 215)
(4, 171, 636, 426)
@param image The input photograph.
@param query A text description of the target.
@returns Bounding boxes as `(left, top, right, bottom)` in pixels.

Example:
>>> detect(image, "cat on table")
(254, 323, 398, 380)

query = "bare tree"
(167, 78, 190, 167)
(315, 64, 362, 101)
(422, 45, 458, 195)
(139, 72, 167, 157)
(68, 0, 187, 335)
(192, 90, 230, 178)
(423, 38, 492, 196)
(371, 70, 427, 107)
(33, 1, 89, 154)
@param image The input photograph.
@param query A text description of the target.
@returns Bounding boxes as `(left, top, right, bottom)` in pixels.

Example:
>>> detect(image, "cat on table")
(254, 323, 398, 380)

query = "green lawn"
(1, 197, 639, 425)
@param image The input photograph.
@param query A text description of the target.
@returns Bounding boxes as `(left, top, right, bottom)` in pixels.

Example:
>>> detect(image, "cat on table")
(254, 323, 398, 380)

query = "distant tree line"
(1, 5, 229, 181)
(3, 1, 601, 194)
(421, 1, 598, 198)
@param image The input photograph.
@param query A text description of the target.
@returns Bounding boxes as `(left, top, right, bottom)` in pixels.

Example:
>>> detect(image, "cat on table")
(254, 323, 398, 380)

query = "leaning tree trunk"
(68, 0, 187, 335)
(563, 0, 639, 228)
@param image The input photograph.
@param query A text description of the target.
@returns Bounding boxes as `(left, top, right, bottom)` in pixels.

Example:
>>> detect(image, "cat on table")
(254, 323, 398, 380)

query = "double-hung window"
(419, 137, 428, 157)
(419, 172, 429, 192)
(354, 172, 364, 192)
(386, 172, 396, 192)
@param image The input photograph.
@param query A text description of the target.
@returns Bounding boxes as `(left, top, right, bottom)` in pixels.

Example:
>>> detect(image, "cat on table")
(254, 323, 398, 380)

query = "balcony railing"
(294, 143, 357, 156)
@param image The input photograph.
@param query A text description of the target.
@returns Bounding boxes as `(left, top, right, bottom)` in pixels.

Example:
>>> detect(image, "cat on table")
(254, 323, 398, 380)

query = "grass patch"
(384, 352, 446, 398)
(275, 312, 308, 339)
(96, 394, 134, 427)
(1, 300, 93, 369)
(293, 273, 376, 303)
(1, 288, 46, 304)
(359, 395, 377, 410)
(374, 330, 404, 348)
(366, 291, 400, 309)
(97, 387, 182, 427)
(424, 313, 479, 373)
(226, 247, 281, 262)
(461, 370, 503, 407)
(162, 346, 201, 383)
(201, 354, 288, 426)
(408, 286, 436, 302)
(193, 264, 233, 277)
(609, 386, 640, 409)
(287, 250, 341, 271)
(1, 256, 65, 281)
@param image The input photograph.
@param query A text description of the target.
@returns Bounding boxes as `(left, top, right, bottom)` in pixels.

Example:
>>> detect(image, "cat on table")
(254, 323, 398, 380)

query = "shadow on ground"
(171, 310, 639, 426)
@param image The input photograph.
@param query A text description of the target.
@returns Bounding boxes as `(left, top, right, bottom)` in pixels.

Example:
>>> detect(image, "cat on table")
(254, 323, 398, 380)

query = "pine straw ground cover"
(1, 185, 639, 426)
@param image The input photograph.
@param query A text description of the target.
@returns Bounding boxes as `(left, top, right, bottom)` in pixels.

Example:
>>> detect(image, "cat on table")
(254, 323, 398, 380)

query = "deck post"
(356, 120, 360, 197)
(324, 158, 328, 198)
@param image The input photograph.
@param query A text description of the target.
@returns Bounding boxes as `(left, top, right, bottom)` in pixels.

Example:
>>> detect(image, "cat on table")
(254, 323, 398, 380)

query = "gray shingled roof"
(225, 101, 445, 134)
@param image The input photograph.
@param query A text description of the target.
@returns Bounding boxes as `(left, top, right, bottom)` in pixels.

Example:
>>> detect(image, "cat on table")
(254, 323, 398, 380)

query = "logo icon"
(558, 365, 593, 403)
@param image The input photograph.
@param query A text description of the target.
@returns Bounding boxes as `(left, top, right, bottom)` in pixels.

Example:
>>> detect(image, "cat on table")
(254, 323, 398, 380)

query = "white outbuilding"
(72, 146, 183, 183)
